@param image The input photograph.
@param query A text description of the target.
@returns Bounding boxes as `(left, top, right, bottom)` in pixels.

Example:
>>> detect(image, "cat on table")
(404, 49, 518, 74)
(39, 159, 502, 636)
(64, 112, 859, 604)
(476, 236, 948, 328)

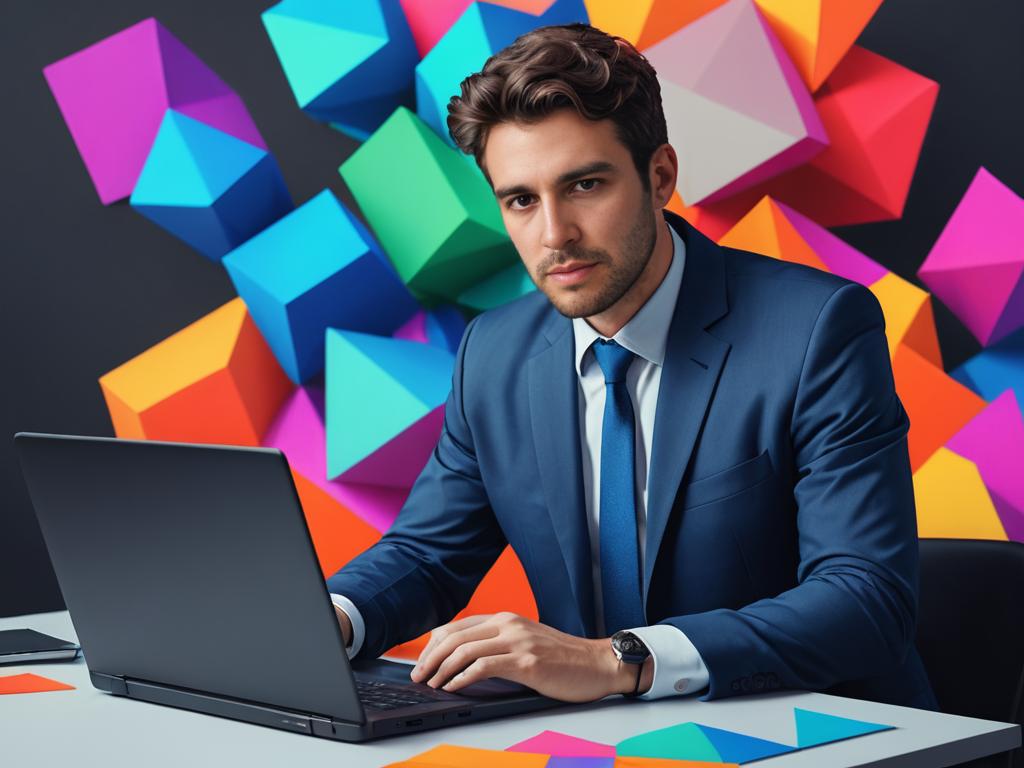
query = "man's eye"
(509, 195, 533, 209)
(576, 179, 600, 191)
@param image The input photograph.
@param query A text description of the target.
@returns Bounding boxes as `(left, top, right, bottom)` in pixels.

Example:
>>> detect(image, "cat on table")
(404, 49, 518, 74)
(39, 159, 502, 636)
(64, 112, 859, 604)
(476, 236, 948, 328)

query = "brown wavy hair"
(446, 23, 668, 191)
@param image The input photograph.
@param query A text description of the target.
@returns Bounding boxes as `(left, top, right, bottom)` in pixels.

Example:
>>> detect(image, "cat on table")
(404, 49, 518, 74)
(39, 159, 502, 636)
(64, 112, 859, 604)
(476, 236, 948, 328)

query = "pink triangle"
(507, 730, 616, 757)
(776, 200, 887, 285)
(919, 261, 1024, 346)
(155, 22, 266, 148)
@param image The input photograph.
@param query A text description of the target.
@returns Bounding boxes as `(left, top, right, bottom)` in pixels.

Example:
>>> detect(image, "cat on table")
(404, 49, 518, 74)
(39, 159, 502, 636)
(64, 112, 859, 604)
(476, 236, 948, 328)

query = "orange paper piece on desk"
(0, 673, 76, 695)
(384, 744, 550, 767)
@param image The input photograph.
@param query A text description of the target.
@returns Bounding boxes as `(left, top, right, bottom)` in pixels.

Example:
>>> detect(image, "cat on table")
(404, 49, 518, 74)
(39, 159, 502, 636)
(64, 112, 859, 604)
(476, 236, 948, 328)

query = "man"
(327, 23, 937, 709)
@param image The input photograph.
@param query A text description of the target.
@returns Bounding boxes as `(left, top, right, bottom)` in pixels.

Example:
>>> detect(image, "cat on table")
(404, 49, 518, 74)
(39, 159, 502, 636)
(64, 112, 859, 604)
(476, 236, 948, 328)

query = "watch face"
(612, 631, 649, 664)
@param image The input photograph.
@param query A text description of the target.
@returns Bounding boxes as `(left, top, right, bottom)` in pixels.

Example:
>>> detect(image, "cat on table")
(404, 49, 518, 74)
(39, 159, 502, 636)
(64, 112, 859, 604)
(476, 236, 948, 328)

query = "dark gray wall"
(1, 0, 1022, 617)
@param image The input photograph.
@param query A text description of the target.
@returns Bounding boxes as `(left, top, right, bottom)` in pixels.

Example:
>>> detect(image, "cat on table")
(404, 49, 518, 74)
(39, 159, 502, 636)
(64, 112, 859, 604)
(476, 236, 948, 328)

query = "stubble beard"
(535, 196, 658, 320)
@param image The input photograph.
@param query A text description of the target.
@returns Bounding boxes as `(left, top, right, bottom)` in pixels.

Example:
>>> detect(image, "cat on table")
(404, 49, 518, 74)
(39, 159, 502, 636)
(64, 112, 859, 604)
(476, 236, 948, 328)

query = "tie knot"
(593, 339, 634, 384)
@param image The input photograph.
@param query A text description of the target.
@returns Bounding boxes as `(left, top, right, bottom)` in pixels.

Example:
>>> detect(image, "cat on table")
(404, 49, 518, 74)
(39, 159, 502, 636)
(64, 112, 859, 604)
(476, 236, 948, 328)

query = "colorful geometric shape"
(583, 0, 728, 51)
(892, 345, 987, 473)
(507, 731, 616, 758)
(261, 0, 419, 141)
(792, 708, 894, 747)
(0, 673, 76, 695)
(918, 167, 1024, 347)
(263, 385, 409, 533)
(223, 189, 418, 384)
(130, 110, 292, 260)
(545, 759, 615, 768)
(679, 45, 939, 230)
(414, 0, 587, 146)
(696, 724, 794, 763)
(946, 390, 1024, 542)
(383, 545, 539, 660)
(953, 327, 1024, 411)
(325, 330, 453, 485)
(393, 304, 468, 354)
(719, 196, 942, 365)
(754, 0, 883, 91)
(98, 298, 293, 446)
(399, 0, 568, 58)
(616, 722, 722, 762)
(340, 107, 518, 303)
(645, 0, 827, 205)
(457, 261, 538, 314)
(43, 17, 265, 204)
(289, 469, 383, 577)
(913, 448, 1006, 541)
(389, 744, 551, 767)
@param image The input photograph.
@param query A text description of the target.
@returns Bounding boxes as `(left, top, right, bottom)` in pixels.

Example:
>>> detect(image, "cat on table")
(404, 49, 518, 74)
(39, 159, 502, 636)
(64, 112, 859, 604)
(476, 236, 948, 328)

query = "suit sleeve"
(326, 315, 508, 661)
(663, 282, 921, 699)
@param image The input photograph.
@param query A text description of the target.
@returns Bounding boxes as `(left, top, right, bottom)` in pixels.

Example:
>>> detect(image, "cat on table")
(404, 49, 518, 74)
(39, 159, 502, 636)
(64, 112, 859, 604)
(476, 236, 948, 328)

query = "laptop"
(14, 432, 562, 741)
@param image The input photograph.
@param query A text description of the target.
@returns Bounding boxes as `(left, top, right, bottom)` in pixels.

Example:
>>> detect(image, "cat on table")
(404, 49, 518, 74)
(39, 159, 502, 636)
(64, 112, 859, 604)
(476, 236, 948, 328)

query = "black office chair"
(916, 538, 1024, 768)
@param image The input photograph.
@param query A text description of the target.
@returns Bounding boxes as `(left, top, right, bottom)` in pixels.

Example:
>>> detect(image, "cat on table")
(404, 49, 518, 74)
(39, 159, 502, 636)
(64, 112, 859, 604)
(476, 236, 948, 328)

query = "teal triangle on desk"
(697, 724, 795, 763)
(794, 708, 894, 747)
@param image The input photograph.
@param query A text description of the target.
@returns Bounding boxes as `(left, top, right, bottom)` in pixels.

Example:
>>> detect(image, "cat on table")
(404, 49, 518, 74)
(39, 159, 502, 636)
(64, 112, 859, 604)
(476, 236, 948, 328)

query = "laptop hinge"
(90, 672, 128, 695)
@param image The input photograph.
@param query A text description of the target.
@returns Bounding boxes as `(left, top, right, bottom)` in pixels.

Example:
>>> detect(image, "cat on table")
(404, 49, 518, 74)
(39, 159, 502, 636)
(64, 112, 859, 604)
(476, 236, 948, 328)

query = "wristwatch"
(611, 630, 651, 697)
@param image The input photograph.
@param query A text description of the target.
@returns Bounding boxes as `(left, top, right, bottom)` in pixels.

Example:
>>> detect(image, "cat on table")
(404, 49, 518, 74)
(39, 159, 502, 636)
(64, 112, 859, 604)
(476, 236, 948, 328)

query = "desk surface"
(1, 611, 1018, 768)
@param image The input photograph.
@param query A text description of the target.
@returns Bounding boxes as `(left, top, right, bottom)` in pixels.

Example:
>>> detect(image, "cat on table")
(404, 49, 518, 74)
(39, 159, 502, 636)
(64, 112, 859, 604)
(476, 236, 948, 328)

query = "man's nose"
(540, 199, 580, 253)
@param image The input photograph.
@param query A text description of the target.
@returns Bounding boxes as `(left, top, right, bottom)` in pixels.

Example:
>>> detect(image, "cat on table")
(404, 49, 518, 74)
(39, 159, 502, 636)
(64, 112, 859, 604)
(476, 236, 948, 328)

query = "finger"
(413, 615, 490, 672)
(440, 653, 515, 692)
(414, 621, 502, 683)
(427, 636, 507, 688)
(411, 615, 495, 681)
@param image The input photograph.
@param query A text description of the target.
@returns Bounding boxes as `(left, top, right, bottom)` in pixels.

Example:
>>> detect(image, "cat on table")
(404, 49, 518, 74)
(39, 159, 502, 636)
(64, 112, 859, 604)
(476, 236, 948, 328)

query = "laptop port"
(405, 718, 423, 727)
(457, 711, 471, 718)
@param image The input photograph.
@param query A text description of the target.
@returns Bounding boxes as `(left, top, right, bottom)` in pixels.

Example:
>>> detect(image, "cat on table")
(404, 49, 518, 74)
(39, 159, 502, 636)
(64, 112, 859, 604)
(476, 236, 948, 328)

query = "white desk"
(1, 612, 1018, 767)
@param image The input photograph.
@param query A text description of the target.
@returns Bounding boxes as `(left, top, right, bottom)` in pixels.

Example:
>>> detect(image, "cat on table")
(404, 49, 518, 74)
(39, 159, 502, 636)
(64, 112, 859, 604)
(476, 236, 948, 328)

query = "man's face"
(482, 109, 658, 319)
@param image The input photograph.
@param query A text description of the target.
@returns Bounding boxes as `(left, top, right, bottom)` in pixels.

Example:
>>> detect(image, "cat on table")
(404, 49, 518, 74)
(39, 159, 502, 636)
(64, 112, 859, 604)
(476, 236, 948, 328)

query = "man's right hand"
(334, 604, 353, 649)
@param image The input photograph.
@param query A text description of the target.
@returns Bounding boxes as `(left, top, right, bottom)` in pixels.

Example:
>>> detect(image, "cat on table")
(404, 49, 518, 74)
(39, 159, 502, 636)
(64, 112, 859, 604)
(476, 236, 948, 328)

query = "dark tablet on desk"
(0, 629, 80, 664)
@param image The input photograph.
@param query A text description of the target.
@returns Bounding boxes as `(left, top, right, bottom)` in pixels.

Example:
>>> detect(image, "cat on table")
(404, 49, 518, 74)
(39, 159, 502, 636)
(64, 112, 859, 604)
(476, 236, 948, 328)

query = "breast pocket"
(682, 450, 774, 509)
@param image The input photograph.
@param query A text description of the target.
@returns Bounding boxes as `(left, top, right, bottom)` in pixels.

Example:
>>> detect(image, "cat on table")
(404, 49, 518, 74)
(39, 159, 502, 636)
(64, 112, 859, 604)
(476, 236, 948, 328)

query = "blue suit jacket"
(328, 211, 937, 709)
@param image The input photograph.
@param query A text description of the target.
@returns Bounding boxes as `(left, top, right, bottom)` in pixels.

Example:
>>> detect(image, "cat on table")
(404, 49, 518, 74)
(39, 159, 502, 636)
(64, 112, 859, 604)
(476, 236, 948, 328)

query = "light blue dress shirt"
(333, 220, 710, 699)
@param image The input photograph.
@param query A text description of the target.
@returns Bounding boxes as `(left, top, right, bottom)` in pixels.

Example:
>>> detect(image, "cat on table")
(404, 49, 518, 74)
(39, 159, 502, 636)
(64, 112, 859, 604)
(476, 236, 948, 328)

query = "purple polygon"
(43, 18, 265, 204)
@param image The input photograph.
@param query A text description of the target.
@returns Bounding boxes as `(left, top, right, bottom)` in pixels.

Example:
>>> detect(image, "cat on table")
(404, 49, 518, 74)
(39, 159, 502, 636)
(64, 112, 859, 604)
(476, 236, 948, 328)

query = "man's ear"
(648, 143, 678, 209)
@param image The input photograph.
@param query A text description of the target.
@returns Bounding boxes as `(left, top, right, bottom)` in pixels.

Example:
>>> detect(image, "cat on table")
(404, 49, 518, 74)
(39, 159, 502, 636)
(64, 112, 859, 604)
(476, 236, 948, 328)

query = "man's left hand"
(408, 612, 653, 702)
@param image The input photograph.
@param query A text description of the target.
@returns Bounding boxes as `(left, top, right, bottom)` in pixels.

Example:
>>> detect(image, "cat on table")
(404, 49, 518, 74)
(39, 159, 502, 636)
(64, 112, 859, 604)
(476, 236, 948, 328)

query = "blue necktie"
(592, 339, 645, 635)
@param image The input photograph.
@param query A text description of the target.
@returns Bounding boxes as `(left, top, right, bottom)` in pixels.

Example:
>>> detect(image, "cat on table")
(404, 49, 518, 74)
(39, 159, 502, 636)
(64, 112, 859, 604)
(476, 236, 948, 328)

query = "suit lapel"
(528, 316, 596, 637)
(643, 215, 732, 609)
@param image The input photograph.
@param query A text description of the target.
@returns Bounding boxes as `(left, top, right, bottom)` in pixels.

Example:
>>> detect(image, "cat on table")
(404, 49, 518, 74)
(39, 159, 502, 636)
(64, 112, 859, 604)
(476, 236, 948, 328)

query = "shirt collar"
(572, 220, 687, 376)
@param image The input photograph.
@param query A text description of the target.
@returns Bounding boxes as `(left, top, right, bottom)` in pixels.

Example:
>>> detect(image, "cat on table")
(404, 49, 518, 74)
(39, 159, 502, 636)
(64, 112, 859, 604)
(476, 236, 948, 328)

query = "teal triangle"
(325, 330, 454, 478)
(265, 0, 387, 38)
(696, 724, 794, 763)
(130, 111, 265, 207)
(336, 331, 454, 408)
(616, 722, 721, 762)
(262, 11, 385, 107)
(794, 708, 894, 748)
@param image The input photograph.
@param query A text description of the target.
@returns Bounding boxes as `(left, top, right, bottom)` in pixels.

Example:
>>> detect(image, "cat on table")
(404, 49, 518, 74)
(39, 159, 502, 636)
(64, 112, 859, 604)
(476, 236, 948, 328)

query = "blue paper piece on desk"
(794, 708, 894, 747)
(545, 758, 615, 768)
(697, 724, 795, 763)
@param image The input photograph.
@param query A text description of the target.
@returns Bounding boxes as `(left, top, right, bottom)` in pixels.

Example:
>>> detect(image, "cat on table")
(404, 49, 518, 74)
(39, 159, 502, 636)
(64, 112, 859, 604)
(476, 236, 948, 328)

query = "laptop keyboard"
(356, 679, 445, 711)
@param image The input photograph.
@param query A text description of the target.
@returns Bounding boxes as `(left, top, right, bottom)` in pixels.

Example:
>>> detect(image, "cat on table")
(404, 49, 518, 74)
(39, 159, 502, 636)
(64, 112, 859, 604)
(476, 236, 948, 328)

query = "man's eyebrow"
(492, 161, 617, 199)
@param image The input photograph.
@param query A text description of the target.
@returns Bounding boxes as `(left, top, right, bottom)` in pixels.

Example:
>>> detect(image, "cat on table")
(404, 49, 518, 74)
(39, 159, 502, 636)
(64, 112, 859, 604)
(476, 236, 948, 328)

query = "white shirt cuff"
(627, 623, 710, 699)
(330, 594, 365, 660)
